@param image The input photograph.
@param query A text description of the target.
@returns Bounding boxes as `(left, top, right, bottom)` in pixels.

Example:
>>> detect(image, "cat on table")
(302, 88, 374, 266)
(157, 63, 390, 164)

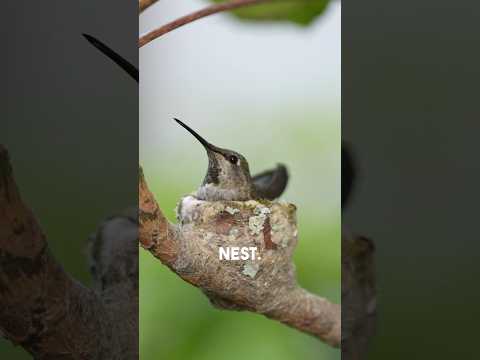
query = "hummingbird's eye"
(228, 155, 238, 164)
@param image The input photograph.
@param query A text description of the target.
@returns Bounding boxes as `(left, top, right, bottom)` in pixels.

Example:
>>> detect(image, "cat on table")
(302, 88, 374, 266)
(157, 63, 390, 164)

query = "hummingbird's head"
(174, 118, 255, 200)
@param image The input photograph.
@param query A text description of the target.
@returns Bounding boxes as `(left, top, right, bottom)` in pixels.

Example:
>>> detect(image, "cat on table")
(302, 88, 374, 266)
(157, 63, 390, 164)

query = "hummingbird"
(82, 34, 288, 201)
(174, 119, 288, 201)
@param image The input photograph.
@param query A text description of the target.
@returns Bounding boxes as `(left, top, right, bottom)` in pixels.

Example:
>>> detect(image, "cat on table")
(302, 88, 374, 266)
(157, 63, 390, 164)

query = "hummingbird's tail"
(82, 34, 138, 82)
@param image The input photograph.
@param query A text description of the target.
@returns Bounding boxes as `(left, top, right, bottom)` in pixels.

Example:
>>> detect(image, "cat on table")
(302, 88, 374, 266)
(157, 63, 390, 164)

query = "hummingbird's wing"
(82, 34, 138, 82)
(252, 164, 289, 200)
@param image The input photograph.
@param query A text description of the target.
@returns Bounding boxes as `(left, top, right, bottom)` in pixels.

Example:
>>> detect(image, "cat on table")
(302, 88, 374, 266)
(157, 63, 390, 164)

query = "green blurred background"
(140, 1, 340, 359)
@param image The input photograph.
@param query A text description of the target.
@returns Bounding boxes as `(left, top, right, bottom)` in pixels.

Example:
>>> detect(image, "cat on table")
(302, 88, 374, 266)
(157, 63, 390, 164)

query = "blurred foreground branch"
(341, 227, 376, 359)
(341, 144, 376, 359)
(139, 166, 341, 347)
(0, 145, 138, 359)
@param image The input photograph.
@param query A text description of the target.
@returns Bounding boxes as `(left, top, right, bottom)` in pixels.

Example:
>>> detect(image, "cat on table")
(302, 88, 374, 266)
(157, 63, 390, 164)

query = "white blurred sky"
(140, 1, 340, 220)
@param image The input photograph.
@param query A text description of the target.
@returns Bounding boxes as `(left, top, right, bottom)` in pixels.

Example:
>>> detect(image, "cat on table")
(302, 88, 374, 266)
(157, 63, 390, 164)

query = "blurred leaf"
(210, 0, 331, 26)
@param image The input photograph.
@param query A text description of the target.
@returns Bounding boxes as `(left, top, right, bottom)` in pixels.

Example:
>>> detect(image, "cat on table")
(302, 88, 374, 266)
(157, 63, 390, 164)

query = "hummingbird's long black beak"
(174, 118, 218, 153)
(82, 34, 138, 82)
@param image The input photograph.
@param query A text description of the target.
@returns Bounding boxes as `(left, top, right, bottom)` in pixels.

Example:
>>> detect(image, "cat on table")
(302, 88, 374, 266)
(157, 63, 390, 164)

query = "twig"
(139, 0, 159, 13)
(139, 0, 271, 47)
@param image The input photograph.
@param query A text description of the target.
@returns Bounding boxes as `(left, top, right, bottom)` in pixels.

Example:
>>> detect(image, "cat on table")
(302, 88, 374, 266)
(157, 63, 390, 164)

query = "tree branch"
(138, 165, 341, 347)
(139, 0, 271, 48)
(0, 145, 138, 359)
(138, 166, 179, 268)
(342, 227, 376, 359)
(139, 0, 159, 13)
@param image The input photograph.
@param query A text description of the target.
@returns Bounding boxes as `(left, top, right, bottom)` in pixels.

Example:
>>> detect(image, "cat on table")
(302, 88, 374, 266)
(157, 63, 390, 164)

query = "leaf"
(210, 0, 331, 26)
